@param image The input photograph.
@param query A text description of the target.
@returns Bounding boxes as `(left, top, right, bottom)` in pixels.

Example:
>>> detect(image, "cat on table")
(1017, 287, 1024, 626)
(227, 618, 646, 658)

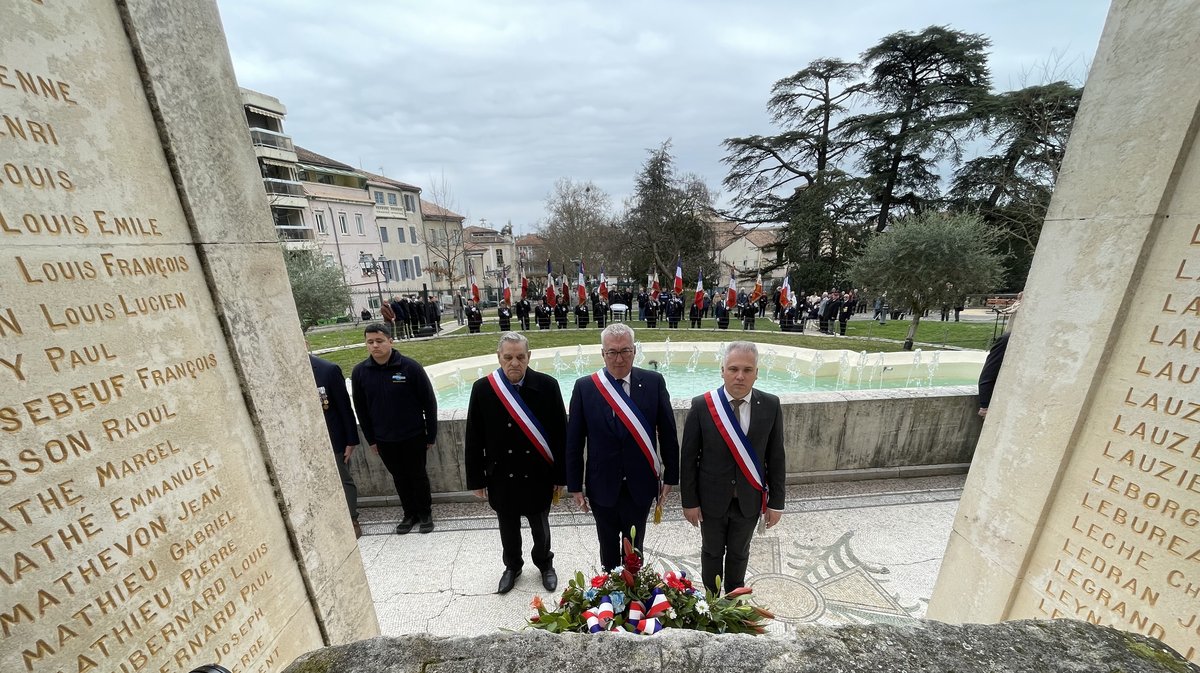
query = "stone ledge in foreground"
(283, 619, 1198, 673)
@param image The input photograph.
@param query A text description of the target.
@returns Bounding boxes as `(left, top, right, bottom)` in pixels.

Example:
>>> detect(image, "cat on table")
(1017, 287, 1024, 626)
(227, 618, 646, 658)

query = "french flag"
(726, 267, 737, 309)
(469, 262, 480, 304)
(545, 259, 556, 307)
(599, 264, 608, 302)
(577, 261, 587, 305)
(520, 274, 528, 301)
(673, 255, 683, 295)
(561, 264, 570, 307)
(651, 269, 661, 295)
(779, 274, 791, 307)
(694, 270, 704, 307)
(502, 270, 511, 305)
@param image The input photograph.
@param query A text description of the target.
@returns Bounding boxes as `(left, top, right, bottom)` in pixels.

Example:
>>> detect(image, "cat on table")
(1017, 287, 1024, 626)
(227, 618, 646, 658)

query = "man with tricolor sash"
(680, 341, 786, 594)
(465, 332, 568, 594)
(566, 324, 680, 571)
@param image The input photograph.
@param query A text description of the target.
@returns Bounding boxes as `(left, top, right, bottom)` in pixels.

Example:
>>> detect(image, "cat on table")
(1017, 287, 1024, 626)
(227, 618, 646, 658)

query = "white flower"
(667, 608, 677, 619)
(695, 600, 710, 615)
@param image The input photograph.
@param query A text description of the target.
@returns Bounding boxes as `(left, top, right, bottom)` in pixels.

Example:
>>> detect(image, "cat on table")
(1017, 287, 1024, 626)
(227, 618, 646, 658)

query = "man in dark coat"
(535, 299, 553, 329)
(978, 332, 1011, 418)
(680, 341, 786, 593)
(351, 324, 438, 534)
(515, 297, 532, 330)
(567, 324, 679, 570)
(714, 300, 729, 329)
(466, 332, 568, 593)
(838, 292, 857, 336)
(645, 296, 660, 328)
(554, 300, 569, 329)
(595, 299, 609, 329)
(497, 301, 513, 331)
(425, 297, 441, 333)
(689, 297, 702, 328)
(666, 293, 683, 329)
(575, 301, 590, 328)
(739, 301, 756, 330)
(466, 301, 483, 333)
(310, 354, 362, 538)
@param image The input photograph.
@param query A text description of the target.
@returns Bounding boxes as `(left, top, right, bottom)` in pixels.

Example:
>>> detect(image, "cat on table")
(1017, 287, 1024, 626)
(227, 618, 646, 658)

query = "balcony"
(249, 127, 297, 162)
(264, 178, 307, 209)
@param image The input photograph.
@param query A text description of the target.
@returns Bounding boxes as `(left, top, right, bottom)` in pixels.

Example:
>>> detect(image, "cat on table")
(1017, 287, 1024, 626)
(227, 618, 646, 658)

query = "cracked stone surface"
(358, 476, 967, 636)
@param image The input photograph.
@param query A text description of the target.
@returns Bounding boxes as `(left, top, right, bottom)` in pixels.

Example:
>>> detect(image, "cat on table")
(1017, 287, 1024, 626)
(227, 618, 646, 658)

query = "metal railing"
(263, 178, 304, 197)
(249, 127, 295, 152)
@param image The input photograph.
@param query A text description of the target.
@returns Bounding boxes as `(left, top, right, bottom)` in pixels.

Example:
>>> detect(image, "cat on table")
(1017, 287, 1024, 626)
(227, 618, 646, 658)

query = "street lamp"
(358, 251, 388, 315)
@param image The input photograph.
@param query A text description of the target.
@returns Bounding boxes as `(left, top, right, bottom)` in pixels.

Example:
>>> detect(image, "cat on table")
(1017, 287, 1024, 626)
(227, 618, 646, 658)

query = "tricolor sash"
(590, 369, 663, 478)
(487, 369, 554, 464)
(704, 387, 767, 513)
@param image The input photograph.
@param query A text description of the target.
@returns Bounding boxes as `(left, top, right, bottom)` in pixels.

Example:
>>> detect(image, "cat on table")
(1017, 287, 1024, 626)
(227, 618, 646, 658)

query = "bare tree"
(418, 172, 468, 292)
(537, 177, 624, 277)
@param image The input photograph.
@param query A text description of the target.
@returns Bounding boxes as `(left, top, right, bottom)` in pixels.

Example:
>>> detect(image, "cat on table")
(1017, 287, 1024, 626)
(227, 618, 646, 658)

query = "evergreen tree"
(282, 246, 352, 331)
(621, 141, 715, 282)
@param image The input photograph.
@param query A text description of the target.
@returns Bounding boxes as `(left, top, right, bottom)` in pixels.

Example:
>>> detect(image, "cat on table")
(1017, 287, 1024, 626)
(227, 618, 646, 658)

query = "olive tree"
(282, 245, 352, 331)
(846, 212, 1004, 349)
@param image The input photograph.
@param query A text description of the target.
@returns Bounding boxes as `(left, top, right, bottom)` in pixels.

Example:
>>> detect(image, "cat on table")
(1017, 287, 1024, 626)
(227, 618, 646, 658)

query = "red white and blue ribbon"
(590, 369, 663, 478)
(636, 589, 671, 634)
(704, 387, 767, 513)
(626, 600, 646, 632)
(487, 369, 554, 464)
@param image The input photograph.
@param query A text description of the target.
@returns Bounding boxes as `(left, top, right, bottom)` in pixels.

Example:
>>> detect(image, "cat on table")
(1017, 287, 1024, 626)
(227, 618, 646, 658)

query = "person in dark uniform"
(425, 297, 441, 333)
(466, 301, 484, 334)
(977, 332, 1011, 418)
(714, 300, 729, 329)
(637, 287, 649, 321)
(666, 293, 683, 329)
(351, 324, 437, 534)
(740, 301, 756, 330)
(689, 298, 702, 328)
(466, 332, 568, 594)
(535, 299, 553, 330)
(406, 296, 422, 335)
(515, 297, 532, 330)
(779, 302, 794, 332)
(310, 354, 362, 539)
(595, 299, 609, 329)
(645, 296, 660, 328)
(575, 301, 590, 329)
(497, 301, 513, 332)
(554, 300, 569, 329)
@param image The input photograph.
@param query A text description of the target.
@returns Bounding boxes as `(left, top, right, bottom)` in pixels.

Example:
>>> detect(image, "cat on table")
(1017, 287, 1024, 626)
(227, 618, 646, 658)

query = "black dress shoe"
(497, 568, 521, 594)
(540, 567, 558, 592)
(418, 514, 434, 534)
(395, 517, 415, 535)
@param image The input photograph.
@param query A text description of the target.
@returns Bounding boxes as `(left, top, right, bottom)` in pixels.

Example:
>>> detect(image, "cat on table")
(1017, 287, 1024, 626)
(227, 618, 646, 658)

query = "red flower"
(622, 538, 643, 573)
(621, 569, 635, 587)
(531, 596, 544, 610)
(530, 615, 540, 623)
(725, 586, 754, 599)
(664, 572, 689, 591)
(591, 574, 609, 588)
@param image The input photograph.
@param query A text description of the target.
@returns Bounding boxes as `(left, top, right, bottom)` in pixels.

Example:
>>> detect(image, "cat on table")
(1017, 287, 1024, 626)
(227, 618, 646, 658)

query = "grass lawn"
(308, 314, 999, 377)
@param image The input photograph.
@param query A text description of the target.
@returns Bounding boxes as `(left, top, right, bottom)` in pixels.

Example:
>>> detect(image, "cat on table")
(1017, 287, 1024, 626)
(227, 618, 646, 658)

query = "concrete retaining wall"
(346, 385, 983, 502)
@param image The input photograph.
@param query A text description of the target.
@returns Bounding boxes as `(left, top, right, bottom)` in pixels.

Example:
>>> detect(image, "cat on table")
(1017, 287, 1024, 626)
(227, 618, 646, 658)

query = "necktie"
(731, 398, 744, 413)
(622, 379, 630, 396)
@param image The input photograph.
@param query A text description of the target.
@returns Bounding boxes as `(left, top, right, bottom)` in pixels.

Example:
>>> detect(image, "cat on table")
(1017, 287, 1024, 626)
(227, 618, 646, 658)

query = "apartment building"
(361, 171, 427, 296)
(239, 88, 310, 245)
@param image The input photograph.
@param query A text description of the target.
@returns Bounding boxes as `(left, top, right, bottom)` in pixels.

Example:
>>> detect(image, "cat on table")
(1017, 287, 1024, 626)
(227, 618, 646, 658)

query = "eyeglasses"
(602, 348, 635, 358)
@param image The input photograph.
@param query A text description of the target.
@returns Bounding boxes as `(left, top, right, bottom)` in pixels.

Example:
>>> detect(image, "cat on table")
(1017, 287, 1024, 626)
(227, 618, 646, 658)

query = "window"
(380, 226, 388, 243)
(410, 226, 417, 242)
(428, 228, 439, 244)
(384, 260, 397, 282)
(314, 210, 327, 235)
(374, 191, 384, 204)
(399, 259, 412, 280)
(496, 250, 504, 266)
(355, 213, 364, 235)
(338, 212, 348, 235)
(388, 193, 398, 206)
(322, 254, 335, 266)
(396, 227, 405, 243)
(404, 194, 416, 212)
(414, 256, 422, 277)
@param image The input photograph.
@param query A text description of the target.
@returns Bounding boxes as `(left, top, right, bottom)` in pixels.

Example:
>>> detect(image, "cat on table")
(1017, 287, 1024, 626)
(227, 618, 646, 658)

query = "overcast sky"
(216, 0, 1109, 233)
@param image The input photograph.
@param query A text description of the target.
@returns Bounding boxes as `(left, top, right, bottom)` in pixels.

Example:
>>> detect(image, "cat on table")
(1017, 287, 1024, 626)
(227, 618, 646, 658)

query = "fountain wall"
(345, 344, 987, 500)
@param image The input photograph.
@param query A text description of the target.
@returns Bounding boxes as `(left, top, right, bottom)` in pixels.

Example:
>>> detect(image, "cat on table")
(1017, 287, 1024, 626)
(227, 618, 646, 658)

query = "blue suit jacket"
(310, 355, 358, 453)
(566, 367, 679, 509)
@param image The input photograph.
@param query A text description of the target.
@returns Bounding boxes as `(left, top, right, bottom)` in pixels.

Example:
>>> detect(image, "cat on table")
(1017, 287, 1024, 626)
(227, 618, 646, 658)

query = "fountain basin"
(424, 342, 986, 410)
(343, 342, 990, 501)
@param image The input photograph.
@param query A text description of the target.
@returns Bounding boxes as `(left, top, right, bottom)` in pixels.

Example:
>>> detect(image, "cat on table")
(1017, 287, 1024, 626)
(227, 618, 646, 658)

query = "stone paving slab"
(355, 475, 964, 637)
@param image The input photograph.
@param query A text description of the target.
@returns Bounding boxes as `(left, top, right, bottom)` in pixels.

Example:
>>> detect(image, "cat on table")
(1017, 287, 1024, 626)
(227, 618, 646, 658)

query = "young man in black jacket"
(351, 324, 439, 534)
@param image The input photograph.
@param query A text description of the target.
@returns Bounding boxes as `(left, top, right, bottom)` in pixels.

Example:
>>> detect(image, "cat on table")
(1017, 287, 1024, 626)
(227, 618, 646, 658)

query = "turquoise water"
(434, 365, 977, 410)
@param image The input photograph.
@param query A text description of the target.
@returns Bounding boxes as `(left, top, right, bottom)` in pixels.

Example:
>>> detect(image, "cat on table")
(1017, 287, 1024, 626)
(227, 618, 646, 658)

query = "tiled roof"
(743, 228, 779, 248)
(295, 145, 355, 171)
(421, 199, 465, 221)
(515, 234, 545, 246)
(360, 169, 420, 192)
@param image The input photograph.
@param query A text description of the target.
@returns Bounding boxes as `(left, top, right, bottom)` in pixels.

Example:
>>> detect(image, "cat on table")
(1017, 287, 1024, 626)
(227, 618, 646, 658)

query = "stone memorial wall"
(929, 0, 1200, 664)
(2, 2, 377, 672)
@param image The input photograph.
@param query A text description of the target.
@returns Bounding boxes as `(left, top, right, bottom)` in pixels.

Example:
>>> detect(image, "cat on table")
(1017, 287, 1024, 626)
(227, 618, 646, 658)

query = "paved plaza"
(355, 474, 965, 636)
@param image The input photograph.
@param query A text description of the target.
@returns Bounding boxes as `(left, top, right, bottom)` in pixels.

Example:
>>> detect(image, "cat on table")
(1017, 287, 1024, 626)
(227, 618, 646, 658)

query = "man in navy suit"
(310, 354, 362, 539)
(567, 324, 679, 570)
